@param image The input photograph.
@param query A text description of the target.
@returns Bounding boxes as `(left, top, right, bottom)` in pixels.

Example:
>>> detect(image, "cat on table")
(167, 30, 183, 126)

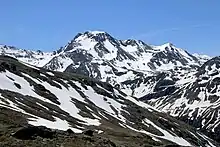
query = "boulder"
(12, 126, 55, 140)
(83, 129, 94, 136)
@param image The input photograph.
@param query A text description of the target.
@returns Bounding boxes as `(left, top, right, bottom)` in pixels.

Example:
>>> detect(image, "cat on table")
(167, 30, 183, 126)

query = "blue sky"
(0, 0, 219, 56)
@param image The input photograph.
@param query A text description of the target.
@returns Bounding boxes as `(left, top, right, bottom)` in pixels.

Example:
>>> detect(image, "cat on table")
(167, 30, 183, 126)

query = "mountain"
(0, 44, 55, 67)
(140, 56, 220, 142)
(43, 31, 207, 98)
(44, 31, 201, 72)
(193, 53, 212, 64)
(0, 55, 218, 146)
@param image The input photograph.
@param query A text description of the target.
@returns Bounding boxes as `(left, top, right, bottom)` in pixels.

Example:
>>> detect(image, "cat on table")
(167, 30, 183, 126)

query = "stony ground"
(0, 107, 179, 147)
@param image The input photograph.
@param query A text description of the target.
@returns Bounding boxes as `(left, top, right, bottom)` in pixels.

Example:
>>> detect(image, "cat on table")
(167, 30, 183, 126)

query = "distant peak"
(193, 53, 211, 60)
(83, 30, 110, 37)
(88, 30, 106, 35)
(0, 44, 17, 50)
(73, 30, 108, 40)
(164, 43, 182, 50)
(209, 56, 220, 61)
(120, 39, 137, 45)
(162, 42, 174, 47)
(152, 42, 190, 54)
(73, 30, 116, 43)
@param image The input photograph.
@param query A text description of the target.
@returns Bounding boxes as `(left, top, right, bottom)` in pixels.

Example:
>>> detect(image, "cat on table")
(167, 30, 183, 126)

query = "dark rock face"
(14, 82, 21, 89)
(139, 73, 178, 101)
(165, 145, 183, 147)
(66, 128, 74, 134)
(84, 130, 94, 137)
(197, 56, 220, 76)
(12, 126, 55, 140)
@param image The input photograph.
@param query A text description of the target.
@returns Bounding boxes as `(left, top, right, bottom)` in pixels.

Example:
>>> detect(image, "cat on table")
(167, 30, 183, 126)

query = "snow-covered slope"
(0, 44, 54, 67)
(141, 56, 220, 142)
(193, 53, 212, 64)
(0, 55, 217, 146)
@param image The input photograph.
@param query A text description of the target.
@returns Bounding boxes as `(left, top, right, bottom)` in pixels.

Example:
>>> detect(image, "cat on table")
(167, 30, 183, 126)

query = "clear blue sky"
(0, 0, 219, 56)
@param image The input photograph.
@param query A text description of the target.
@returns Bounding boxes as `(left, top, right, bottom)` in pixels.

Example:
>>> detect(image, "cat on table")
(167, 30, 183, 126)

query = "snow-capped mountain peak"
(73, 31, 116, 43)
(41, 31, 207, 103)
(153, 42, 190, 56)
(193, 53, 212, 64)
(156, 42, 174, 48)
(0, 44, 55, 67)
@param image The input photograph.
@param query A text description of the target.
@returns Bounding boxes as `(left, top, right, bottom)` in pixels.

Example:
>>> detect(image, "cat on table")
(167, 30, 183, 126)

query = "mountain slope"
(141, 56, 220, 142)
(0, 55, 217, 146)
